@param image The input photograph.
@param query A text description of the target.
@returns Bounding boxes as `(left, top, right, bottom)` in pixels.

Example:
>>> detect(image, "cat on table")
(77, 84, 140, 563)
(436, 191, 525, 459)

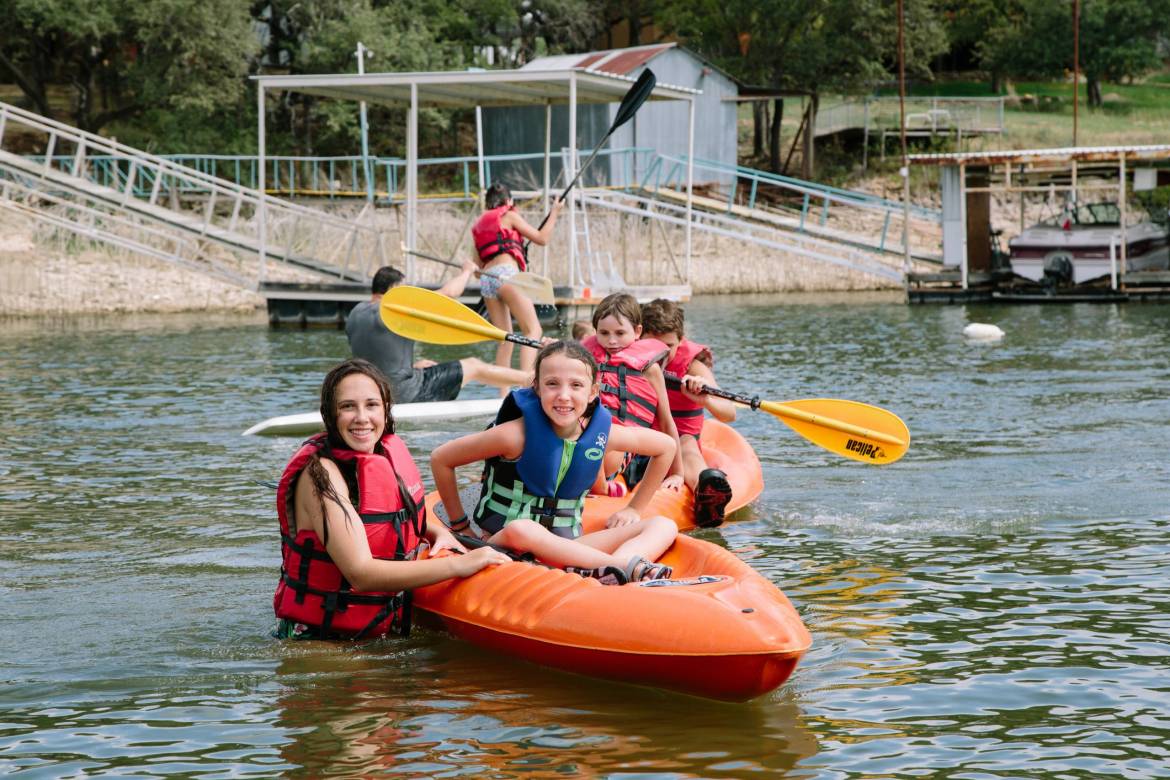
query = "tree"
(0, 0, 258, 133)
(427, 0, 602, 67)
(976, 0, 1170, 107)
(937, 0, 1024, 92)
(662, 0, 947, 173)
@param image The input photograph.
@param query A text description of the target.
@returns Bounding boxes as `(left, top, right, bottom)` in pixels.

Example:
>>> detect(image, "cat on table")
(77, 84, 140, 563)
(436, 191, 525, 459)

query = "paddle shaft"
(403, 246, 461, 270)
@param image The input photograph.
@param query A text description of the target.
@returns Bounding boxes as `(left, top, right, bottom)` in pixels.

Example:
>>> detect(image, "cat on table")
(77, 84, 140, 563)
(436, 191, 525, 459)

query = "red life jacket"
(664, 339, 712, 437)
(471, 205, 527, 271)
(274, 433, 426, 639)
(582, 334, 669, 428)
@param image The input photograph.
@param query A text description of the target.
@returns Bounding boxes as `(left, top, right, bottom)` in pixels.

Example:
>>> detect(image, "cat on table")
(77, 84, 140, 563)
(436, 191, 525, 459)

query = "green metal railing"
(31, 147, 657, 204)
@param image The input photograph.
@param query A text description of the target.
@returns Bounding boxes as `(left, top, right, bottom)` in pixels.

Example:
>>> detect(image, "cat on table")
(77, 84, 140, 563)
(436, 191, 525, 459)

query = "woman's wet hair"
(591, 292, 642, 330)
(319, 358, 396, 443)
(533, 339, 598, 384)
(485, 182, 512, 210)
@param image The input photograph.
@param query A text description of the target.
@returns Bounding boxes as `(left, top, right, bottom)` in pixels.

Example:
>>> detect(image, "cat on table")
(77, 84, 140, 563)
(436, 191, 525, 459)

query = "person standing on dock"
(346, 265, 530, 403)
(471, 183, 562, 379)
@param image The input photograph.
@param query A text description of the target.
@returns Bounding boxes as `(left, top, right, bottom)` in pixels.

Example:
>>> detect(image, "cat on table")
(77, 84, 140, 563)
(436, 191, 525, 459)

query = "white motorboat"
(1008, 202, 1170, 285)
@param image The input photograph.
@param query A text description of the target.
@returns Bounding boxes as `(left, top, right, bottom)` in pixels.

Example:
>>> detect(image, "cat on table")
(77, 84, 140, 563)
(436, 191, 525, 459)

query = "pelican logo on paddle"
(846, 438, 886, 460)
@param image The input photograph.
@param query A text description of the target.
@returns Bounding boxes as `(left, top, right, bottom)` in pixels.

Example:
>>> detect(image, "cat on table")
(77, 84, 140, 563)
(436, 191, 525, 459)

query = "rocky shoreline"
(0, 208, 265, 316)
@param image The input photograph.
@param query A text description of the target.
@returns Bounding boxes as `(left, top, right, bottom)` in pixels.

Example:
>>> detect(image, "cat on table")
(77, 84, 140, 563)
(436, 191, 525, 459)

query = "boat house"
(482, 43, 738, 189)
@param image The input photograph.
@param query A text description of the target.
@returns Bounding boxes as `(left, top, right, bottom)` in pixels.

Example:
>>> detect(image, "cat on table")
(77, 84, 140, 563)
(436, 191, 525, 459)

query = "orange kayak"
(413, 533, 811, 701)
(412, 418, 807, 700)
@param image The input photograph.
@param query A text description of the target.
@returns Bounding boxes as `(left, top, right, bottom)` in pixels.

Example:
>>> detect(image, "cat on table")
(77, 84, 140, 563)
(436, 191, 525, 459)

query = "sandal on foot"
(693, 468, 733, 528)
(565, 564, 629, 586)
(625, 556, 673, 582)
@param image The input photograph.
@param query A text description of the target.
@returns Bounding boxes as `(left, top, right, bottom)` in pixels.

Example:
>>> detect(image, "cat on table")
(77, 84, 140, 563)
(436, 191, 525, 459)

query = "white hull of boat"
(1010, 247, 1170, 284)
(243, 397, 503, 436)
(1009, 223, 1170, 285)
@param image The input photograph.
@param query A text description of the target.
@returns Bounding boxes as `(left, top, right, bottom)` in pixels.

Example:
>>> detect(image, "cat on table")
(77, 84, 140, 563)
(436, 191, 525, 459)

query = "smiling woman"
(271, 358, 510, 641)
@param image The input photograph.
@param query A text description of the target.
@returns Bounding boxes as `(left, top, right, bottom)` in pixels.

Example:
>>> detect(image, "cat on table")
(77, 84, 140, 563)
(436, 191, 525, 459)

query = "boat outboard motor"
(1042, 252, 1074, 288)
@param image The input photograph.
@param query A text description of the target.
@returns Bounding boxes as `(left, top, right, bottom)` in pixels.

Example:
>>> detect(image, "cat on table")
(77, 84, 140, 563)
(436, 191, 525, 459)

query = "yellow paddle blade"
(760, 398, 910, 465)
(380, 286, 505, 345)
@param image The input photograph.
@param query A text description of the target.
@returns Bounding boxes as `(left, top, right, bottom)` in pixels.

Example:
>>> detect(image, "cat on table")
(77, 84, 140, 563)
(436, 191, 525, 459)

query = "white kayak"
(243, 397, 503, 436)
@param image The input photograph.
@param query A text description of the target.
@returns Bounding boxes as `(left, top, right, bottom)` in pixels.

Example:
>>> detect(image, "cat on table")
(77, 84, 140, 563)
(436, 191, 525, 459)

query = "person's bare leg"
(483, 297, 515, 395)
(489, 519, 626, 570)
(680, 436, 706, 490)
(498, 283, 542, 375)
(577, 516, 677, 564)
(458, 357, 530, 390)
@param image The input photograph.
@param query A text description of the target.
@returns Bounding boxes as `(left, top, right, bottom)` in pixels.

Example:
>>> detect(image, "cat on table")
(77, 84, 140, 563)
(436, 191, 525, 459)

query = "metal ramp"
(581, 189, 905, 284)
(0, 101, 391, 287)
(639, 153, 943, 266)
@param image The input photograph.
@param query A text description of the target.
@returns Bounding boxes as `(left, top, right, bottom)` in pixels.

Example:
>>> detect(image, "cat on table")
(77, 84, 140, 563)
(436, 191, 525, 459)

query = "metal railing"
(30, 147, 657, 205)
(640, 152, 942, 261)
(817, 95, 1006, 137)
(0, 99, 391, 285)
(581, 189, 905, 283)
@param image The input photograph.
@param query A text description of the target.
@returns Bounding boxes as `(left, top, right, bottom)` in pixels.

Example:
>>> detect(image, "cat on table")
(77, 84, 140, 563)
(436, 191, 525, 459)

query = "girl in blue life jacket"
(430, 340, 678, 585)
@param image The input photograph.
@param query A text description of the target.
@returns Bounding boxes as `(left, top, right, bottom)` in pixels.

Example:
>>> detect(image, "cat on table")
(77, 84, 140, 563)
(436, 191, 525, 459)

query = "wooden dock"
(260, 281, 690, 329)
(907, 269, 1170, 304)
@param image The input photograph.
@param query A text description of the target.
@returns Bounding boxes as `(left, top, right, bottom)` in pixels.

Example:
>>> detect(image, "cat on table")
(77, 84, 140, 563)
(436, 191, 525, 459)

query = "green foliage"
(1133, 187, 1170, 225)
(962, 0, 1170, 105)
(0, 0, 259, 132)
(660, 0, 946, 94)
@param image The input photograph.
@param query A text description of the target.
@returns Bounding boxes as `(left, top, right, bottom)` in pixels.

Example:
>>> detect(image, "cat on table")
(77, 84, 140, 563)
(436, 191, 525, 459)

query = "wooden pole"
(898, 0, 911, 294)
(1073, 0, 1080, 146)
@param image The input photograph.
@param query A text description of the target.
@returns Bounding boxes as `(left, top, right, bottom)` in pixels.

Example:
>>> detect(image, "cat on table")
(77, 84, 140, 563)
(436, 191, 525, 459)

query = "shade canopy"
(252, 68, 697, 109)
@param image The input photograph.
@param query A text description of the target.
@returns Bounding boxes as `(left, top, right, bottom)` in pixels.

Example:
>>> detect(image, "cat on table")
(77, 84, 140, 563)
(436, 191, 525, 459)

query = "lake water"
(2, 295, 1168, 778)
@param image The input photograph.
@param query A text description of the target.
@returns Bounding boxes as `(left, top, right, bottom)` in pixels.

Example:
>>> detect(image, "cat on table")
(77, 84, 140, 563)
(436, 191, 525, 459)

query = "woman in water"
(272, 359, 509, 640)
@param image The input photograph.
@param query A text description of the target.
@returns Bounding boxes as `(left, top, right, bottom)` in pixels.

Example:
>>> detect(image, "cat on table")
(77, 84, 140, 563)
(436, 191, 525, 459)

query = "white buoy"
(963, 322, 1005, 341)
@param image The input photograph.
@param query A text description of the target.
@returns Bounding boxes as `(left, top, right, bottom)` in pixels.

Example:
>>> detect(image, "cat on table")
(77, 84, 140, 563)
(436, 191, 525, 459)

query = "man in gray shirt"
(346, 265, 531, 404)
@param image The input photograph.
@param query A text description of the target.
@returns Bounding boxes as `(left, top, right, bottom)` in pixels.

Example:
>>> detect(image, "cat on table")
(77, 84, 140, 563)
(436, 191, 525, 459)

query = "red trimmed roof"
(588, 45, 672, 76)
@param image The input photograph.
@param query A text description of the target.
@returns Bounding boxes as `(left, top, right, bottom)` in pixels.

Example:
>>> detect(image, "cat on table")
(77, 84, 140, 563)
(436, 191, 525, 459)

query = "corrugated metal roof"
(523, 43, 676, 77)
(909, 145, 1170, 166)
(252, 67, 697, 109)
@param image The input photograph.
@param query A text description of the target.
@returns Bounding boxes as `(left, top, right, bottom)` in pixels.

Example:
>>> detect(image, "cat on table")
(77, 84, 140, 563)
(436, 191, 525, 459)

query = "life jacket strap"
(479, 466, 584, 538)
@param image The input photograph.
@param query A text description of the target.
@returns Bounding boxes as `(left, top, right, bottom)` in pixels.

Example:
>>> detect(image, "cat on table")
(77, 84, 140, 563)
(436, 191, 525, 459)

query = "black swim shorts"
(414, 360, 464, 403)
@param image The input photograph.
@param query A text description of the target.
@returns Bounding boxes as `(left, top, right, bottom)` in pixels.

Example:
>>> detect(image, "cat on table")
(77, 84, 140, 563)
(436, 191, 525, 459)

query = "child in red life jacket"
(430, 340, 677, 585)
(470, 183, 563, 379)
(273, 359, 510, 640)
(580, 293, 685, 496)
(641, 299, 738, 527)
